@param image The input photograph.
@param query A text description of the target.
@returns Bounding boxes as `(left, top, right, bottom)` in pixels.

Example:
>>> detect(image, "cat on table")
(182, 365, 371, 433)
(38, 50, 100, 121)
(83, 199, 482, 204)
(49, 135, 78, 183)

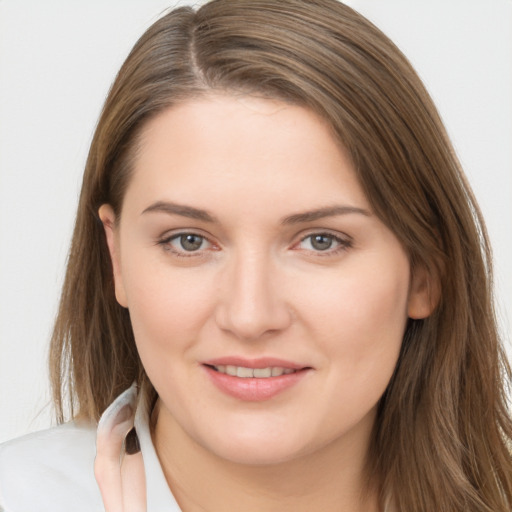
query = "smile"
(210, 365, 297, 378)
(203, 360, 311, 401)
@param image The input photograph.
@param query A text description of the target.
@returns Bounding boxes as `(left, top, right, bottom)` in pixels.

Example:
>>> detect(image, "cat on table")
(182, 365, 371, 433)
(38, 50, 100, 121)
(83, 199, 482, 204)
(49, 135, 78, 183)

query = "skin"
(94, 397, 146, 512)
(100, 95, 434, 511)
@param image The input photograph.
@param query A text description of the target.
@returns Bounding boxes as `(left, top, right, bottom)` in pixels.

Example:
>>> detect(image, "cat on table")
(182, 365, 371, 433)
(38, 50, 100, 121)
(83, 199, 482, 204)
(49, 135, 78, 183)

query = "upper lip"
(202, 357, 309, 370)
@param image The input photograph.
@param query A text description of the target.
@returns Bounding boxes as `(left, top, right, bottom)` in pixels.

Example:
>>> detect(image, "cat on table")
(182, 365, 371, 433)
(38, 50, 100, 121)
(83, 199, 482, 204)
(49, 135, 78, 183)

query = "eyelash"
(156, 231, 352, 258)
(295, 232, 352, 256)
(157, 232, 216, 258)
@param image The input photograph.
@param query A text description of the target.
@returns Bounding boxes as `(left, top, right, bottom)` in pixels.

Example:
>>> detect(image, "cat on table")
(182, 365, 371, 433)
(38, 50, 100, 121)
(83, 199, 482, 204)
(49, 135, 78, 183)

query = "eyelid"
(155, 228, 352, 258)
(156, 229, 219, 257)
(292, 229, 353, 254)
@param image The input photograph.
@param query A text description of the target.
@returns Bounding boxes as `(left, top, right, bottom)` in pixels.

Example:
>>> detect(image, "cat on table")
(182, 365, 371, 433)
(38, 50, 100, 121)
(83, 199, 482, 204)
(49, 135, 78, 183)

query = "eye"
(296, 232, 351, 253)
(174, 234, 207, 251)
(159, 232, 212, 255)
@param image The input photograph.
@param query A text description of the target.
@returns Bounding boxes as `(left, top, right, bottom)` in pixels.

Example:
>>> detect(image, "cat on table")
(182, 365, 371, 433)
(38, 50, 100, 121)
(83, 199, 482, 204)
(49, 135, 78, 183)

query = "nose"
(214, 250, 292, 341)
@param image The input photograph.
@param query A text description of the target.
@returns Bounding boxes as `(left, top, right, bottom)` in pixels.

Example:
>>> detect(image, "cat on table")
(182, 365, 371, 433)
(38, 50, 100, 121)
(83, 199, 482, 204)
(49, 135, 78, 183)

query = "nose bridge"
(215, 245, 290, 340)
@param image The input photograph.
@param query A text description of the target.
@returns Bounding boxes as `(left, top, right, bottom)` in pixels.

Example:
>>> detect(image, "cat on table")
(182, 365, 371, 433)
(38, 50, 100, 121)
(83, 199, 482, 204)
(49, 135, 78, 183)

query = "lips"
(202, 357, 311, 401)
(210, 365, 297, 378)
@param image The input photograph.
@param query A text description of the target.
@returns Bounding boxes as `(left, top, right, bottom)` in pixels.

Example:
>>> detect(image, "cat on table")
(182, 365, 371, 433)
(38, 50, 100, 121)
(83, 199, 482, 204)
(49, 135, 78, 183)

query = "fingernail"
(116, 404, 134, 425)
(125, 427, 141, 455)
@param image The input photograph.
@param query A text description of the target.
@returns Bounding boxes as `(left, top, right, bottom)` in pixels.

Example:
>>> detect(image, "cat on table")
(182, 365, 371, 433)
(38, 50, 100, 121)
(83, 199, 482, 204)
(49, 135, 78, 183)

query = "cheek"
(120, 255, 215, 363)
(346, 269, 409, 347)
(295, 260, 409, 436)
(301, 254, 410, 378)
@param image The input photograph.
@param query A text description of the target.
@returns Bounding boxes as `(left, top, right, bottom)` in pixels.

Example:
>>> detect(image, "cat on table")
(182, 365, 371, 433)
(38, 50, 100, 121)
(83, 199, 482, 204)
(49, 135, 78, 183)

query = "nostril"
(214, 300, 293, 341)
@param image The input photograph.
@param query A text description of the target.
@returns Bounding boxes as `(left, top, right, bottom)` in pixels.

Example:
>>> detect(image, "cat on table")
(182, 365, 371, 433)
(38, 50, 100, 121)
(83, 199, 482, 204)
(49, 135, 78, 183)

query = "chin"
(210, 439, 306, 466)
(194, 423, 321, 467)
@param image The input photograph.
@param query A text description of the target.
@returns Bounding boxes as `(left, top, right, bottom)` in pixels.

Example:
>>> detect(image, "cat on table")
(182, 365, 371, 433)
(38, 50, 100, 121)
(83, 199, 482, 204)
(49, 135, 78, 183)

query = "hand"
(94, 386, 147, 511)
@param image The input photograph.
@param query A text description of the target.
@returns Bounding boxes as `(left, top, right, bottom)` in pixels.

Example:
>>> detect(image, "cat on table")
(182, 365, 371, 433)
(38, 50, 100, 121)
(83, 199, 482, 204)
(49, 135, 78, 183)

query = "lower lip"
(203, 365, 309, 401)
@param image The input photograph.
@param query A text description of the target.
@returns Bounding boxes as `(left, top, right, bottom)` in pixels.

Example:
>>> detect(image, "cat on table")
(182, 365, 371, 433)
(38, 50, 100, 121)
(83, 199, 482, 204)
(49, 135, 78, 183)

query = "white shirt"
(0, 385, 181, 511)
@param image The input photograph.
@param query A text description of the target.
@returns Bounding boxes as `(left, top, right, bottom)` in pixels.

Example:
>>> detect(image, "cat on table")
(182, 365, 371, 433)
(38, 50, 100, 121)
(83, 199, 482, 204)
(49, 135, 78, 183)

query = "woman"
(1, 0, 510, 511)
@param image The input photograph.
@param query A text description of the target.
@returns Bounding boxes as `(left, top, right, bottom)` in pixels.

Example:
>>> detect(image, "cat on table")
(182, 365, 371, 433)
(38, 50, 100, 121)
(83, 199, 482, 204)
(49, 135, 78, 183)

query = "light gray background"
(1, 0, 511, 443)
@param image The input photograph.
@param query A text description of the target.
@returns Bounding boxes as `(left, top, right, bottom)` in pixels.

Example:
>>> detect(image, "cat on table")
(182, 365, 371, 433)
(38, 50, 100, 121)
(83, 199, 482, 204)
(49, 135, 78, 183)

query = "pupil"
(311, 235, 332, 251)
(181, 234, 203, 251)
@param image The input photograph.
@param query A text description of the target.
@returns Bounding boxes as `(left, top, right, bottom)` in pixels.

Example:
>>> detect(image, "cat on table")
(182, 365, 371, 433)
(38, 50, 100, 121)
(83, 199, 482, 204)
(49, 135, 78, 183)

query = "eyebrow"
(141, 201, 370, 225)
(281, 205, 371, 225)
(141, 201, 217, 222)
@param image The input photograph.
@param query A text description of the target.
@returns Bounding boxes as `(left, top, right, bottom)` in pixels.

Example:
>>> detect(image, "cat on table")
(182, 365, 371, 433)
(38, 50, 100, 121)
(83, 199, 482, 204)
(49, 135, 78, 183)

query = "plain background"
(1, 0, 511, 443)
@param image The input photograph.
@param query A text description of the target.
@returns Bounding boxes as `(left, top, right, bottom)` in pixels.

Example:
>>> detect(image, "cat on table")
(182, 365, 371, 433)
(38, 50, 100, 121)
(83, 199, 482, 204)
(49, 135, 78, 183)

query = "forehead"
(123, 94, 369, 218)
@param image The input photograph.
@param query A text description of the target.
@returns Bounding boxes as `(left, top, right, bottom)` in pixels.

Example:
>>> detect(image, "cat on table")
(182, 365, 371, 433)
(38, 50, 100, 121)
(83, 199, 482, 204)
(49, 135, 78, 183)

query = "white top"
(0, 385, 181, 511)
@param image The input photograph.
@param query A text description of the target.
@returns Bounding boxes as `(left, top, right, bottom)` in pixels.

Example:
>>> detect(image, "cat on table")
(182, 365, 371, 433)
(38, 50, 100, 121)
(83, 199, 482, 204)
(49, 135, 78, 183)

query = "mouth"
(206, 364, 298, 378)
(202, 359, 312, 401)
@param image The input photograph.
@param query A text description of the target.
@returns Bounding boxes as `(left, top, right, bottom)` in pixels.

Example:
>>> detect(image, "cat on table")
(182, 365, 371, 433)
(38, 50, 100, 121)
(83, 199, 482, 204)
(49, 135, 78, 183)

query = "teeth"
(253, 368, 272, 378)
(213, 365, 297, 378)
(237, 366, 254, 378)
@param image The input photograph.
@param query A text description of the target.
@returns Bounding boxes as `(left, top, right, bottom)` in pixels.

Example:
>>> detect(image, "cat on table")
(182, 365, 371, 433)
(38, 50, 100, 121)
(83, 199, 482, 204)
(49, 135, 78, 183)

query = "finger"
(95, 403, 134, 512)
(121, 429, 147, 512)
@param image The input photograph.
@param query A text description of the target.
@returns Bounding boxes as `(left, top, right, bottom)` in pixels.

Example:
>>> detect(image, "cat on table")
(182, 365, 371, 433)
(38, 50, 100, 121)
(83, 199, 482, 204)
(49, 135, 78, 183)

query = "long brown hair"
(49, 1, 512, 510)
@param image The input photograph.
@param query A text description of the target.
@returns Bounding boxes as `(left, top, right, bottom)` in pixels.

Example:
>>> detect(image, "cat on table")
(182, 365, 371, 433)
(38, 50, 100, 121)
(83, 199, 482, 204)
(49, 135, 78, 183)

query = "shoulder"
(0, 421, 104, 512)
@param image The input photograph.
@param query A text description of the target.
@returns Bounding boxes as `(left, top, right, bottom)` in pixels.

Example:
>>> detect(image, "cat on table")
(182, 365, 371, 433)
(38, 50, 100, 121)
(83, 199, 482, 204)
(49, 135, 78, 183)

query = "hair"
(49, 0, 512, 510)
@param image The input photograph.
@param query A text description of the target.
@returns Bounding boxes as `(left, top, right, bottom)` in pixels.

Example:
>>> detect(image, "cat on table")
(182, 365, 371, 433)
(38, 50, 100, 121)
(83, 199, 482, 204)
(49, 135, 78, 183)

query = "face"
(100, 95, 433, 466)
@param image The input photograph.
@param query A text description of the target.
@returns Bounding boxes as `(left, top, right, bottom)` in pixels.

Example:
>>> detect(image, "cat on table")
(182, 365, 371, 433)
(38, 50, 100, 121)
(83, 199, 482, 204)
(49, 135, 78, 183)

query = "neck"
(152, 401, 380, 512)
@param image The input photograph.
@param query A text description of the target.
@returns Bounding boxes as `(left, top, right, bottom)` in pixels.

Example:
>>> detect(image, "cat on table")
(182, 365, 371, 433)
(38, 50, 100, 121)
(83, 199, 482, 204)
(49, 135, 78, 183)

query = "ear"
(407, 263, 441, 319)
(98, 204, 128, 308)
